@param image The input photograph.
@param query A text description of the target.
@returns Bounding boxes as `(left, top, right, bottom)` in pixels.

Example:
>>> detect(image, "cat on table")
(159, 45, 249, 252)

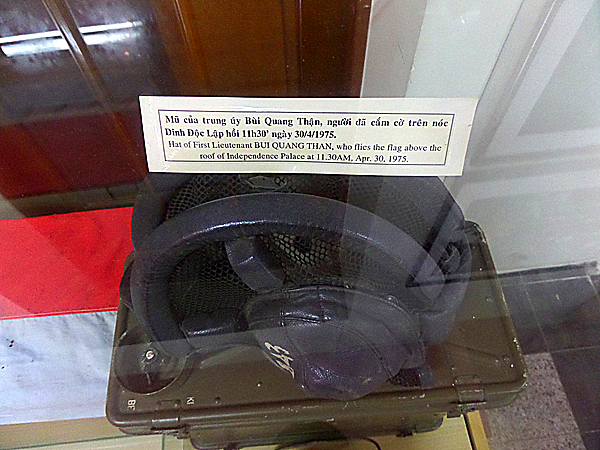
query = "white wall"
(363, 0, 600, 272)
(361, 0, 426, 97)
(362, 0, 522, 99)
(450, 0, 600, 272)
(405, 0, 522, 99)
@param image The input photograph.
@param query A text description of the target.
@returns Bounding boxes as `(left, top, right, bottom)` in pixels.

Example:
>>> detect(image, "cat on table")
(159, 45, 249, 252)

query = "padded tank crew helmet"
(122, 174, 471, 401)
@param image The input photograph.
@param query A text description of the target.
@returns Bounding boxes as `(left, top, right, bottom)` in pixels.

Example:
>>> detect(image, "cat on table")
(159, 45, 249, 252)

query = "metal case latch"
(151, 400, 181, 430)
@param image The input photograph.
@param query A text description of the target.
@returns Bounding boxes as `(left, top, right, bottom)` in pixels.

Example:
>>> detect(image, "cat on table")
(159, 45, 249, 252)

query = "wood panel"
(151, 0, 370, 98)
(299, 0, 370, 97)
(150, 0, 213, 95)
(42, 0, 148, 177)
(191, 0, 295, 96)
(0, 125, 70, 198)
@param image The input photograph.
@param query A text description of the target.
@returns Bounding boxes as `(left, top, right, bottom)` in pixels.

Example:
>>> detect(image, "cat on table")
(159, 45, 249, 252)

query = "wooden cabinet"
(0, 0, 371, 200)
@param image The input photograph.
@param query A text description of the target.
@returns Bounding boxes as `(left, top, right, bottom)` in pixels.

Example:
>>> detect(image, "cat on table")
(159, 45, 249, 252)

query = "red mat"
(0, 207, 133, 319)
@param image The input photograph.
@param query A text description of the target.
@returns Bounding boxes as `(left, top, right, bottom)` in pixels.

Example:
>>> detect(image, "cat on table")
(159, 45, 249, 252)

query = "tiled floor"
(485, 264, 600, 450)
(483, 353, 584, 449)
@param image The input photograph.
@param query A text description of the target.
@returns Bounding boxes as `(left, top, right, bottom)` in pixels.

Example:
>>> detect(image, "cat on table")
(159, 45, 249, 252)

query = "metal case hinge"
(448, 375, 487, 417)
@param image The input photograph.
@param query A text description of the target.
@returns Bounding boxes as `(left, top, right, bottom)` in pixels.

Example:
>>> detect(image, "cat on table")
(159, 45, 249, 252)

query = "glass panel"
(2, 1, 599, 449)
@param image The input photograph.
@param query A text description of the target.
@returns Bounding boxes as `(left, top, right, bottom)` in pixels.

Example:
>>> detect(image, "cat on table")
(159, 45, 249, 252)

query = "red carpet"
(0, 207, 133, 319)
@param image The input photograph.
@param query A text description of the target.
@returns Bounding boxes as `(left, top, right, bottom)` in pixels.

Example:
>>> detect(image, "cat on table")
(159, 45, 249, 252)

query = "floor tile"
(526, 277, 600, 351)
(553, 348, 600, 434)
(488, 433, 585, 450)
(482, 353, 580, 443)
(582, 430, 600, 450)
(501, 283, 547, 354)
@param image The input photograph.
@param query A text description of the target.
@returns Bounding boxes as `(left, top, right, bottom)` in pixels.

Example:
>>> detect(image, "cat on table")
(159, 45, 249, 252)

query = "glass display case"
(1, 1, 599, 449)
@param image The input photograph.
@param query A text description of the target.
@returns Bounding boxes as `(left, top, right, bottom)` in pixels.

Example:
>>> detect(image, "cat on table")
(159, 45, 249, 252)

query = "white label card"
(140, 96, 477, 176)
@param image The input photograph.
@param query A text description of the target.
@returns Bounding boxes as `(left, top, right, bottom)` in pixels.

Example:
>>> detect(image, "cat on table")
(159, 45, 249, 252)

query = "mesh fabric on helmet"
(164, 175, 430, 244)
(165, 174, 441, 323)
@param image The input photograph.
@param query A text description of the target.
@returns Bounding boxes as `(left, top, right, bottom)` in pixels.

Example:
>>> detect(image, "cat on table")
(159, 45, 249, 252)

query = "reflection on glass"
(0, 21, 143, 57)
